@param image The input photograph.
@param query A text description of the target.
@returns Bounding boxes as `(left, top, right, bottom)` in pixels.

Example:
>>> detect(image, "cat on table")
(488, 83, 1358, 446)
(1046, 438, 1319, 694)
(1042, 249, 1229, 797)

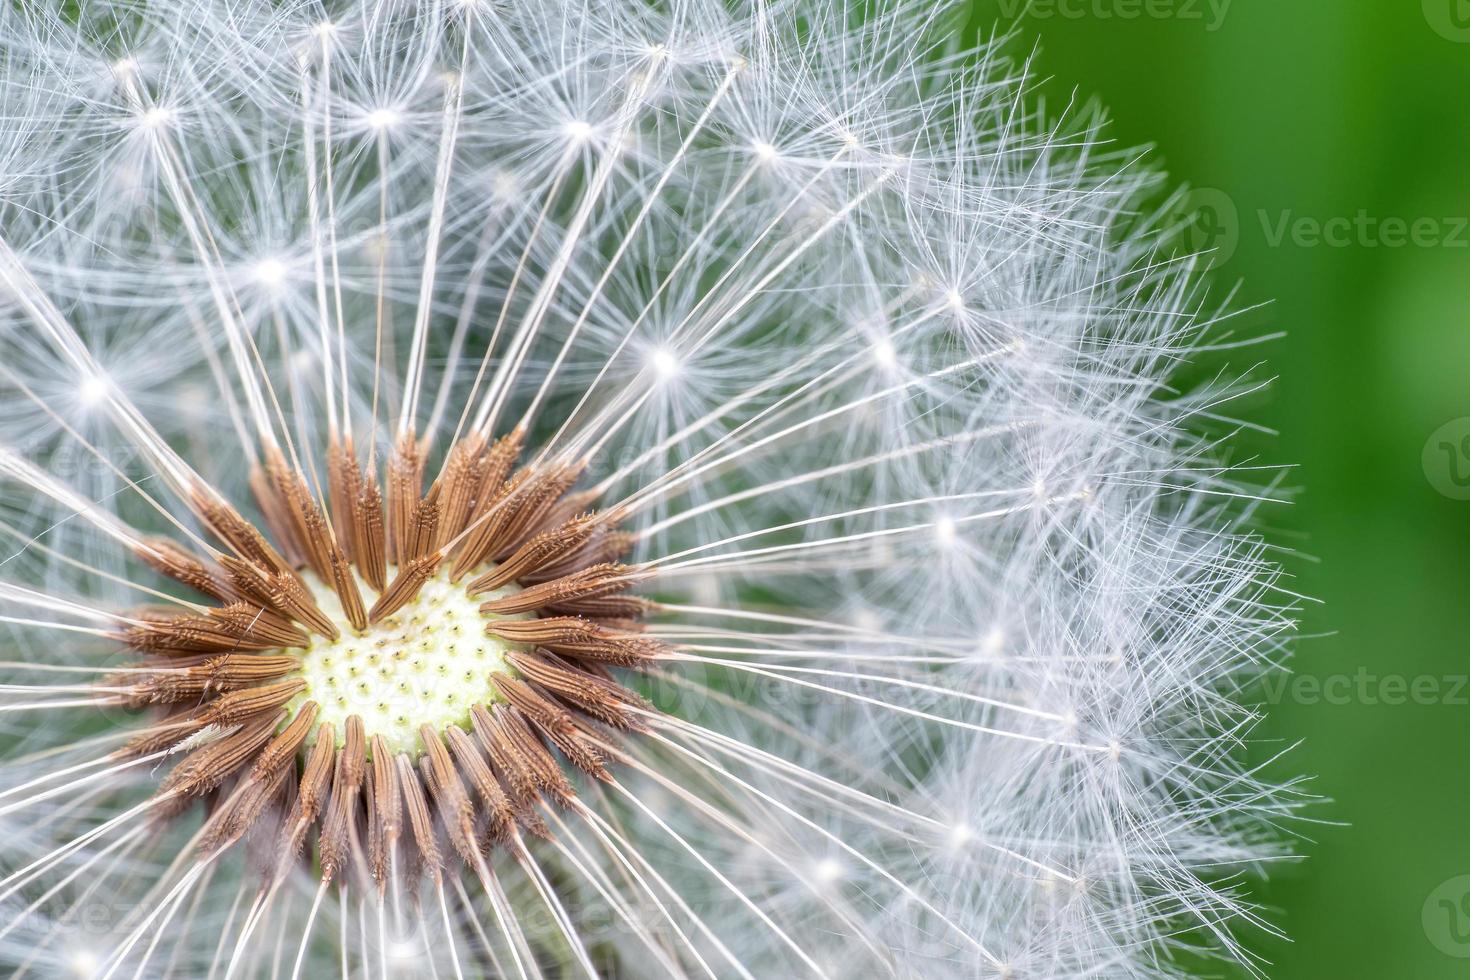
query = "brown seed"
(495, 703, 576, 806)
(327, 437, 361, 563)
(444, 724, 517, 844)
(368, 734, 403, 888)
(430, 431, 487, 549)
(355, 476, 388, 592)
(466, 514, 600, 594)
(207, 604, 312, 648)
(251, 701, 321, 781)
(420, 726, 479, 864)
(191, 484, 290, 575)
(368, 553, 443, 624)
(397, 753, 442, 877)
(547, 594, 656, 619)
(263, 449, 335, 579)
(203, 678, 307, 726)
(201, 760, 285, 855)
(523, 529, 637, 584)
(120, 603, 309, 655)
(505, 648, 648, 730)
(450, 460, 583, 578)
(249, 465, 303, 569)
(478, 562, 646, 615)
(496, 463, 587, 559)
(469, 704, 550, 825)
(132, 653, 302, 702)
(162, 709, 284, 797)
(319, 716, 366, 883)
(329, 547, 369, 633)
(135, 536, 229, 600)
(386, 433, 425, 565)
(118, 708, 211, 758)
(485, 616, 663, 666)
(470, 429, 526, 512)
(203, 702, 321, 851)
(494, 675, 609, 780)
(404, 496, 441, 563)
(449, 469, 533, 579)
(276, 723, 336, 873)
(265, 572, 339, 641)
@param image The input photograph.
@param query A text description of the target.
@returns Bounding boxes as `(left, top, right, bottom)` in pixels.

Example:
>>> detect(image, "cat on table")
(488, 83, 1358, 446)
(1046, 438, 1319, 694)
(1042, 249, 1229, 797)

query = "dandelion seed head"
(0, 0, 1296, 975)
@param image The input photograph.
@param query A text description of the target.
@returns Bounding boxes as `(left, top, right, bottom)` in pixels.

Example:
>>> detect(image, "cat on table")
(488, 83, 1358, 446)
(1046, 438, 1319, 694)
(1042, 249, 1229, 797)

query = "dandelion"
(0, 1, 1296, 977)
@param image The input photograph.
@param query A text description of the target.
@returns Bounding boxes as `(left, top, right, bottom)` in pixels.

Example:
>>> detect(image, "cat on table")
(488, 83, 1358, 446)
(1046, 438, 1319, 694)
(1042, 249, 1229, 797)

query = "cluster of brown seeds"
(109, 429, 661, 890)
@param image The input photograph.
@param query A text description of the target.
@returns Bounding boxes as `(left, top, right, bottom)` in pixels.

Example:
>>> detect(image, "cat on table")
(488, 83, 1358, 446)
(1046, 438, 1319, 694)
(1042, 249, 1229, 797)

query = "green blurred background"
(957, 1, 1470, 976)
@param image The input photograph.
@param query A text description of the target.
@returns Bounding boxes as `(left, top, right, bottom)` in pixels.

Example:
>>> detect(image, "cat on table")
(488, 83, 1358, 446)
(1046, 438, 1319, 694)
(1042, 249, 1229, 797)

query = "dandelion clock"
(0, 1, 1296, 977)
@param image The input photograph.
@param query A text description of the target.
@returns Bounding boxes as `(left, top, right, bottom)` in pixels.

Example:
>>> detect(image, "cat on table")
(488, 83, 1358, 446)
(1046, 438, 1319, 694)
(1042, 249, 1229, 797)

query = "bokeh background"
(958, 1, 1470, 975)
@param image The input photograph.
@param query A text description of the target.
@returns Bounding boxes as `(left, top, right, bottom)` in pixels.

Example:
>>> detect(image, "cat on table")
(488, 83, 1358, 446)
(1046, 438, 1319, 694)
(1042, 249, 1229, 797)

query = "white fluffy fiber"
(0, 1, 1296, 977)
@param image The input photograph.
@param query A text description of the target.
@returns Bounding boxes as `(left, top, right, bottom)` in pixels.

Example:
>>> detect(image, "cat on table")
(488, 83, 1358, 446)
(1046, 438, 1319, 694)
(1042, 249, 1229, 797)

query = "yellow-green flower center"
(288, 569, 526, 754)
